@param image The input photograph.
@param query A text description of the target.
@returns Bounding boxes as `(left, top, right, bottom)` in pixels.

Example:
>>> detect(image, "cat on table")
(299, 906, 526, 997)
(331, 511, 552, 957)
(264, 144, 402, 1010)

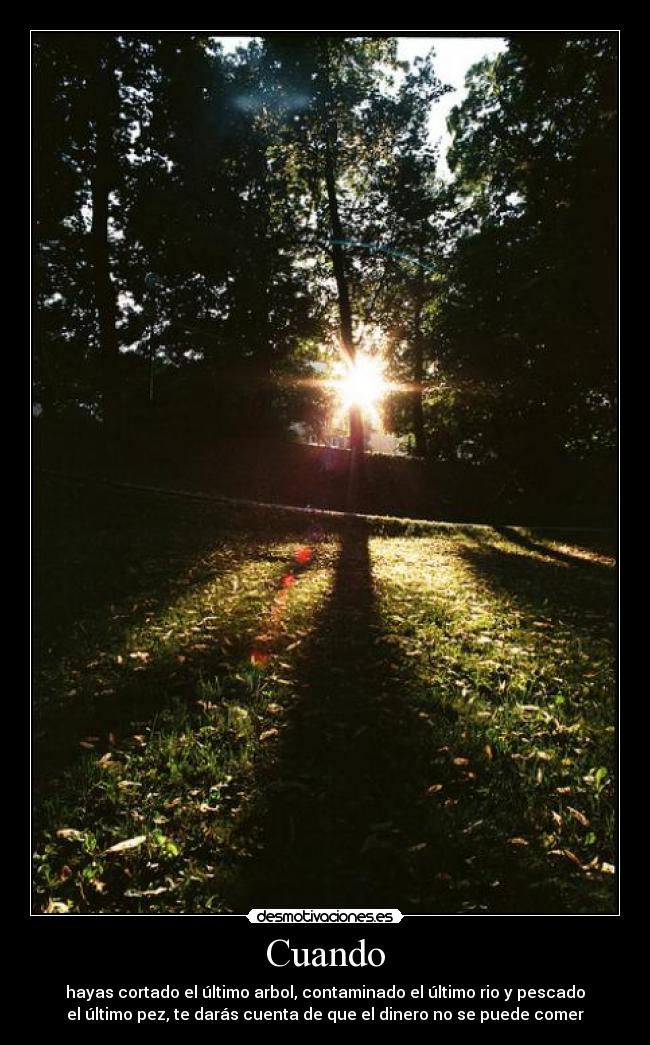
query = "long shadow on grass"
(461, 528, 616, 625)
(224, 521, 611, 913)
(491, 525, 615, 569)
(226, 518, 424, 908)
(33, 479, 314, 787)
(35, 479, 227, 649)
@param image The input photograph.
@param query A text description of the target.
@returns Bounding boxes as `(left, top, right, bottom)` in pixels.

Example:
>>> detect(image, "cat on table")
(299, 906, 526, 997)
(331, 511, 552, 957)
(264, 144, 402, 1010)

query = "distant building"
(289, 421, 404, 456)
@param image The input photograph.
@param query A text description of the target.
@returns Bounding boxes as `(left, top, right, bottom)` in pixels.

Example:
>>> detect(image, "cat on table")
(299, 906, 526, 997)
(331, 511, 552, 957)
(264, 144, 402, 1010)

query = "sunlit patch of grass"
(33, 484, 339, 913)
(34, 483, 615, 913)
(369, 531, 616, 907)
(34, 697, 258, 913)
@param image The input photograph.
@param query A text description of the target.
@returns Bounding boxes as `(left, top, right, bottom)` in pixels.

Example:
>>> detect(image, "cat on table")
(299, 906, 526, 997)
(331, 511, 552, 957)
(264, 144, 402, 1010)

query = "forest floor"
(33, 477, 617, 914)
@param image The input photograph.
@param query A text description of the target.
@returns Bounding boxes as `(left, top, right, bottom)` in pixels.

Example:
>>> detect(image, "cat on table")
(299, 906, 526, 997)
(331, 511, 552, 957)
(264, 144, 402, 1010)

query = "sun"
(337, 353, 388, 415)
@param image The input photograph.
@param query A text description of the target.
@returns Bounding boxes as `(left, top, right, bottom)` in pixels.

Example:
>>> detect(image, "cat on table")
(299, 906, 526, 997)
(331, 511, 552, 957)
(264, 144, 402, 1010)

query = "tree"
(360, 51, 449, 455)
(258, 35, 409, 456)
(33, 33, 162, 439)
(34, 33, 319, 444)
(437, 33, 617, 491)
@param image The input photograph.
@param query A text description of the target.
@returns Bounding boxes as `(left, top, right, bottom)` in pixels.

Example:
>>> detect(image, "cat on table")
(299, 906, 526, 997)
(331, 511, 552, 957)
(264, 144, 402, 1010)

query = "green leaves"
(438, 35, 617, 483)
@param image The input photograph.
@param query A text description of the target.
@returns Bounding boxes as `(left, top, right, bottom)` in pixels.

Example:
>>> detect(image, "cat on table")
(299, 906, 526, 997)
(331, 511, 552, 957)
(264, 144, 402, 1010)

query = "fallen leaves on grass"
(34, 499, 615, 915)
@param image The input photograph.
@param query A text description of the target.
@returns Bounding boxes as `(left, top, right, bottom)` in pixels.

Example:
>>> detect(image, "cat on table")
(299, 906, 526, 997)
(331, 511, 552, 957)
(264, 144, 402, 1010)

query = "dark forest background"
(33, 32, 618, 524)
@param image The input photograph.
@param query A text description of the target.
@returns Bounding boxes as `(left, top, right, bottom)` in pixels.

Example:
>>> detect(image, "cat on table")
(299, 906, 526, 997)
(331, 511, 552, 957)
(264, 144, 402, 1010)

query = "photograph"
(32, 30, 618, 916)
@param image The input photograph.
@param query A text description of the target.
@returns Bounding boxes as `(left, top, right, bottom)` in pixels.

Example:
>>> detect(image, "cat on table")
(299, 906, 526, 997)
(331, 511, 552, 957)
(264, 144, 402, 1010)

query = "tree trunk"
(253, 286, 275, 433)
(412, 300, 427, 457)
(321, 44, 364, 458)
(90, 51, 120, 446)
(412, 232, 427, 457)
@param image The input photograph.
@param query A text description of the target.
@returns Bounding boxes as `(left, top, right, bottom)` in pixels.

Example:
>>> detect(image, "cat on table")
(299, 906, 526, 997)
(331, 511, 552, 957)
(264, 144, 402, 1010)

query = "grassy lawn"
(33, 478, 616, 914)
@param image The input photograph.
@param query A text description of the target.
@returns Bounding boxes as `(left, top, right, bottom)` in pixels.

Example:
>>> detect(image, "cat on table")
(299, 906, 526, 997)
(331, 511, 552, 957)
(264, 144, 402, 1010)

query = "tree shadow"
(226, 518, 420, 907)
(35, 478, 225, 645)
(223, 521, 611, 913)
(460, 527, 616, 624)
(33, 479, 319, 786)
(35, 481, 615, 912)
(490, 525, 615, 569)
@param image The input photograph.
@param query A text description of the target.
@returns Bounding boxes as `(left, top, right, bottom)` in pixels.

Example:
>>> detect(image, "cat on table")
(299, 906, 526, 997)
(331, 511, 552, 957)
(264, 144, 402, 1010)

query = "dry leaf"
(45, 899, 70, 914)
(104, 835, 147, 854)
(124, 886, 168, 898)
(549, 848, 583, 869)
(567, 806, 590, 827)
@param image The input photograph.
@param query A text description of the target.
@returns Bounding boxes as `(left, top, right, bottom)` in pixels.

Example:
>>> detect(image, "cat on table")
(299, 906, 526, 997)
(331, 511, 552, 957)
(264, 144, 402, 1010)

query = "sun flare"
(336, 354, 388, 415)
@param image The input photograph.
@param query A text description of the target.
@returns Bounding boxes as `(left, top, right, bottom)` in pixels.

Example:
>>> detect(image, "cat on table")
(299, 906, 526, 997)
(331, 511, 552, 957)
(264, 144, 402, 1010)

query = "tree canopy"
(33, 31, 618, 512)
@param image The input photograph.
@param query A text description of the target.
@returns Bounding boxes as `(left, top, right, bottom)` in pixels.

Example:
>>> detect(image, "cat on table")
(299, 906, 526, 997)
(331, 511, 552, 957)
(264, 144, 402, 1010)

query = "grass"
(33, 478, 616, 914)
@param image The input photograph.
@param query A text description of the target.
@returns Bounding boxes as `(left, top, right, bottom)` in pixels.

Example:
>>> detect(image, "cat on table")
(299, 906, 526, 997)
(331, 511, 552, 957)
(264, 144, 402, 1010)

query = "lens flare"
(336, 354, 387, 416)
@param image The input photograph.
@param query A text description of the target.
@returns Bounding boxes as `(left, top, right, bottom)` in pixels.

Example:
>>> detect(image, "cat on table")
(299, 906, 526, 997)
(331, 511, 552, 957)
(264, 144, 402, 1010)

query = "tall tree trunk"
(412, 231, 427, 457)
(90, 51, 120, 445)
(321, 44, 364, 459)
(253, 281, 274, 433)
(412, 325, 426, 457)
(252, 183, 275, 433)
